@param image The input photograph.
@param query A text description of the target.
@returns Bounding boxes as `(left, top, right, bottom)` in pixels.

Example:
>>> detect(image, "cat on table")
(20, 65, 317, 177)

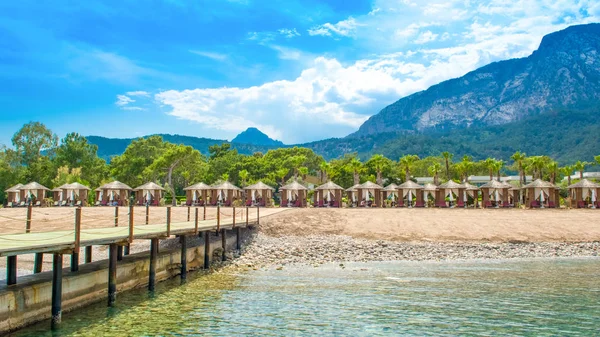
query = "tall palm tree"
(368, 154, 387, 185)
(574, 160, 591, 180)
(510, 151, 527, 186)
(484, 158, 497, 181)
(348, 158, 362, 186)
(492, 160, 504, 181)
(238, 169, 249, 187)
(319, 162, 330, 183)
(546, 161, 558, 184)
(441, 152, 453, 179)
(276, 168, 289, 185)
(428, 162, 442, 185)
(298, 167, 309, 180)
(560, 165, 574, 186)
(525, 156, 548, 180)
(399, 154, 420, 181)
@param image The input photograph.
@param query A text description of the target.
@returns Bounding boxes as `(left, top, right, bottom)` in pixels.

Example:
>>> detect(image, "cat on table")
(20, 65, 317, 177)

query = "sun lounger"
(318, 200, 324, 207)
(332, 201, 339, 207)
(577, 200, 585, 208)
(548, 201, 556, 208)
(457, 201, 465, 208)
(281, 200, 288, 207)
(246, 199, 252, 206)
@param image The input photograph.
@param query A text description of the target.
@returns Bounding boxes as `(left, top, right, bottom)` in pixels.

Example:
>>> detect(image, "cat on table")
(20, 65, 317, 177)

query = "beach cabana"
(314, 181, 344, 207)
(356, 181, 383, 207)
(280, 181, 308, 207)
(62, 182, 91, 206)
(568, 179, 600, 208)
(19, 182, 49, 206)
(459, 182, 480, 208)
(4, 184, 23, 207)
(133, 182, 164, 206)
(244, 181, 275, 207)
(381, 184, 399, 207)
(209, 181, 242, 206)
(437, 181, 463, 208)
(345, 184, 361, 207)
(397, 181, 423, 207)
(95, 181, 132, 206)
(184, 182, 211, 206)
(479, 180, 511, 208)
(422, 183, 438, 207)
(523, 179, 558, 208)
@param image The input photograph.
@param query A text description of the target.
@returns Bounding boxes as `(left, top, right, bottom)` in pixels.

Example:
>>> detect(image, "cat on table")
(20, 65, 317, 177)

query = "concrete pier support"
(51, 253, 63, 329)
(180, 235, 187, 282)
(236, 227, 241, 251)
(85, 246, 92, 263)
(108, 244, 117, 307)
(221, 229, 227, 261)
(204, 231, 210, 269)
(70, 252, 79, 272)
(149, 238, 158, 291)
(6, 256, 16, 285)
(34, 253, 43, 274)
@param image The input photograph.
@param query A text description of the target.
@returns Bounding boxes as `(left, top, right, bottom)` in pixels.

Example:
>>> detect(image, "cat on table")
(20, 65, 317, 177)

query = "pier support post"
(187, 206, 191, 222)
(108, 244, 117, 306)
(71, 207, 81, 272)
(166, 207, 171, 237)
(34, 253, 43, 273)
(257, 206, 260, 225)
(180, 235, 187, 281)
(125, 205, 133, 256)
(204, 231, 210, 269)
(203, 204, 206, 220)
(26, 205, 32, 233)
(221, 229, 227, 261)
(194, 208, 199, 234)
(70, 253, 79, 272)
(145, 204, 149, 225)
(7, 256, 17, 285)
(236, 227, 241, 251)
(85, 246, 93, 263)
(149, 238, 158, 291)
(117, 246, 123, 261)
(51, 253, 63, 330)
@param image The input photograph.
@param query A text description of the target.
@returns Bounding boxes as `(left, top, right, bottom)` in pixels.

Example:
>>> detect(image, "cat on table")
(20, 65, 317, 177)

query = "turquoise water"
(11, 258, 600, 336)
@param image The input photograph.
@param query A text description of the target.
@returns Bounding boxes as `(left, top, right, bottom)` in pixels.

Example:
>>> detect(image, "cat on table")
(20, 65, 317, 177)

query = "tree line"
(1, 122, 599, 204)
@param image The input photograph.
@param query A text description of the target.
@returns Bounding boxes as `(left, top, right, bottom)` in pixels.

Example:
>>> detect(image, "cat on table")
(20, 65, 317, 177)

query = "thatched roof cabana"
(19, 182, 50, 203)
(280, 181, 308, 207)
(95, 181, 132, 206)
(568, 179, 600, 208)
(397, 181, 424, 207)
(479, 179, 511, 208)
(459, 182, 480, 208)
(207, 181, 242, 206)
(314, 181, 344, 207)
(133, 182, 164, 206)
(5, 184, 23, 204)
(245, 181, 275, 207)
(356, 181, 383, 207)
(184, 182, 210, 206)
(437, 181, 464, 207)
(522, 179, 558, 208)
(345, 184, 361, 206)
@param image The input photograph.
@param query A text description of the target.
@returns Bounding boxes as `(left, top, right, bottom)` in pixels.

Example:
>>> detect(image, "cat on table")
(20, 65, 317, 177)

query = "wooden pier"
(0, 205, 286, 330)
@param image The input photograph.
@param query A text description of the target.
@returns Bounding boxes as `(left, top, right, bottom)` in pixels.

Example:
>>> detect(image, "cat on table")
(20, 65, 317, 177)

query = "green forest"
(1, 121, 600, 204)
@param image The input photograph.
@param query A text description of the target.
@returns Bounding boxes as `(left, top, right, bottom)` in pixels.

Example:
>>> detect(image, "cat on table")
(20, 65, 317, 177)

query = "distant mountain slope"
(352, 23, 600, 137)
(232, 127, 284, 146)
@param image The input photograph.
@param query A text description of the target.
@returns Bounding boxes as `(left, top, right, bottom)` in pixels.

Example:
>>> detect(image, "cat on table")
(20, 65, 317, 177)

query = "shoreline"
(231, 232, 600, 269)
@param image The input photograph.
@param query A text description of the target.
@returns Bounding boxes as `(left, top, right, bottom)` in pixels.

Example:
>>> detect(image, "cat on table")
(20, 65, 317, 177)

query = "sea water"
(10, 258, 600, 336)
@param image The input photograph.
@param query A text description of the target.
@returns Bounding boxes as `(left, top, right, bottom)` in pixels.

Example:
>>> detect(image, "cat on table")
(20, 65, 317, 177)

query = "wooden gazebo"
(53, 182, 91, 206)
(568, 179, 600, 208)
(133, 182, 164, 206)
(345, 184, 361, 207)
(422, 183, 438, 207)
(280, 181, 308, 207)
(19, 182, 50, 206)
(209, 181, 242, 206)
(523, 179, 558, 208)
(5, 184, 23, 206)
(437, 180, 463, 208)
(397, 180, 423, 207)
(95, 181, 132, 206)
(244, 181, 275, 207)
(184, 182, 211, 206)
(381, 183, 399, 207)
(480, 180, 511, 208)
(356, 181, 383, 207)
(459, 182, 480, 208)
(314, 181, 344, 207)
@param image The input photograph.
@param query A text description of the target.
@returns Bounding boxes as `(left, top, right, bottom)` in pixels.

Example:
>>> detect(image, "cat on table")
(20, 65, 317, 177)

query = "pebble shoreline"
(230, 232, 600, 269)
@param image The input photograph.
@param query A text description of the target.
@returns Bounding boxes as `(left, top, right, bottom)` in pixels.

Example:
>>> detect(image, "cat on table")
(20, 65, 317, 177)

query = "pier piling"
(194, 208, 199, 234)
(85, 246, 92, 263)
(149, 238, 158, 291)
(71, 207, 81, 272)
(51, 253, 63, 330)
(187, 206, 191, 222)
(25, 205, 32, 233)
(166, 207, 171, 237)
(125, 205, 133, 256)
(204, 230, 210, 269)
(145, 204, 149, 225)
(180, 235, 187, 281)
(236, 227, 241, 251)
(221, 229, 227, 261)
(34, 253, 43, 273)
(7, 256, 16, 285)
(108, 244, 117, 306)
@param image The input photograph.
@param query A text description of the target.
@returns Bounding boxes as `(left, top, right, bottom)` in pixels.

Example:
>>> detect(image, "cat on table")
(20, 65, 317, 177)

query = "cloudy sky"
(0, 0, 598, 145)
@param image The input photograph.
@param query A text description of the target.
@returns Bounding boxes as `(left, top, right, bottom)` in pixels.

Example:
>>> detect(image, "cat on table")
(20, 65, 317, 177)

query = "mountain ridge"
(231, 127, 284, 146)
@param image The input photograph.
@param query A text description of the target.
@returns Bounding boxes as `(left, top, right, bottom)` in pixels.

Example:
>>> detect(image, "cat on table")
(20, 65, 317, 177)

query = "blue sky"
(0, 0, 598, 145)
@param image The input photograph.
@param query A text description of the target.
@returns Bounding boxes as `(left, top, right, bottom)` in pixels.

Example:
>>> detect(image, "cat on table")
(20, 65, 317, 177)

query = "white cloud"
(126, 90, 150, 97)
(308, 17, 361, 37)
(278, 28, 300, 38)
(122, 106, 145, 111)
(189, 50, 228, 61)
(414, 30, 438, 44)
(115, 94, 134, 106)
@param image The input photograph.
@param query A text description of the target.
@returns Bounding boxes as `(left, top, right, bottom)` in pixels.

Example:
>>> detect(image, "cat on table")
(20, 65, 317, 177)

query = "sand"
(259, 208, 600, 243)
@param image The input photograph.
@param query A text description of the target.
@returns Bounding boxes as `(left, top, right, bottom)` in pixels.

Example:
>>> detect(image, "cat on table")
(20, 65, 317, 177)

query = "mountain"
(231, 127, 284, 146)
(352, 23, 600, 137)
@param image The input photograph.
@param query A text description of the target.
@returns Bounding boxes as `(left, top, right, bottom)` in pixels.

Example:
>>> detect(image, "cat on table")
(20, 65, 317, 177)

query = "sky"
(0, 0, 599, 145)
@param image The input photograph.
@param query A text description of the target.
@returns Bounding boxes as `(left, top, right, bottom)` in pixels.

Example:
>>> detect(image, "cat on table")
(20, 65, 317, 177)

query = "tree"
(492, 160, 504, 181)
(510, 151, 527, 186)
(348, 158, 363, 186)
(574, 160, 591, 180)
(12, 122, 58, 166)
(524, 156, 552, 180)
(441, 152, 453, 179)
(319, 162, 330, 183)
(595, 155, 600, 166)
(399, 155, 419, 181)
(484, 158, 497, 180)
(239, 169, 249, 187)
(428, 162, 442, 185)
(276, 168, 289, 185)
(455, 156, 473, 182)
(560, 165, 574, 186)
(366, 154, 389, 186)
(110, 136, 168, 187)
(54, 133, 108, 187)
(298, 167, 309, 180)
(547, 161, 559, 184)
(144, 143, 197, 205)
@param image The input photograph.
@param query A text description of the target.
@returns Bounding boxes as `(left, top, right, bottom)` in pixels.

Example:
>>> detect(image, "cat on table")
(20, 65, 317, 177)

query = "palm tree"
(574, 160, 591, 180)
(238, 169, 249, 187)
(276, 168, 289, 185)
(221, 173, 229, 182)
(428, 162, 442, 185)
(348, 158, 362, 186)
(399, 154, 420, 181)
(546, 161, 559, 184)
(492, 160, 504, 181)
(560, 165, 574, 186)
(484, 158, 497, 180)
(298, 167, 309, 180)
(456, 156, 473, 182)
(319, 162, 330, 183)
(368, 154, 387, 185)
(525, 156, 548, 180)
(510, 151, 527, 186)
(441, 152, 453, 179)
